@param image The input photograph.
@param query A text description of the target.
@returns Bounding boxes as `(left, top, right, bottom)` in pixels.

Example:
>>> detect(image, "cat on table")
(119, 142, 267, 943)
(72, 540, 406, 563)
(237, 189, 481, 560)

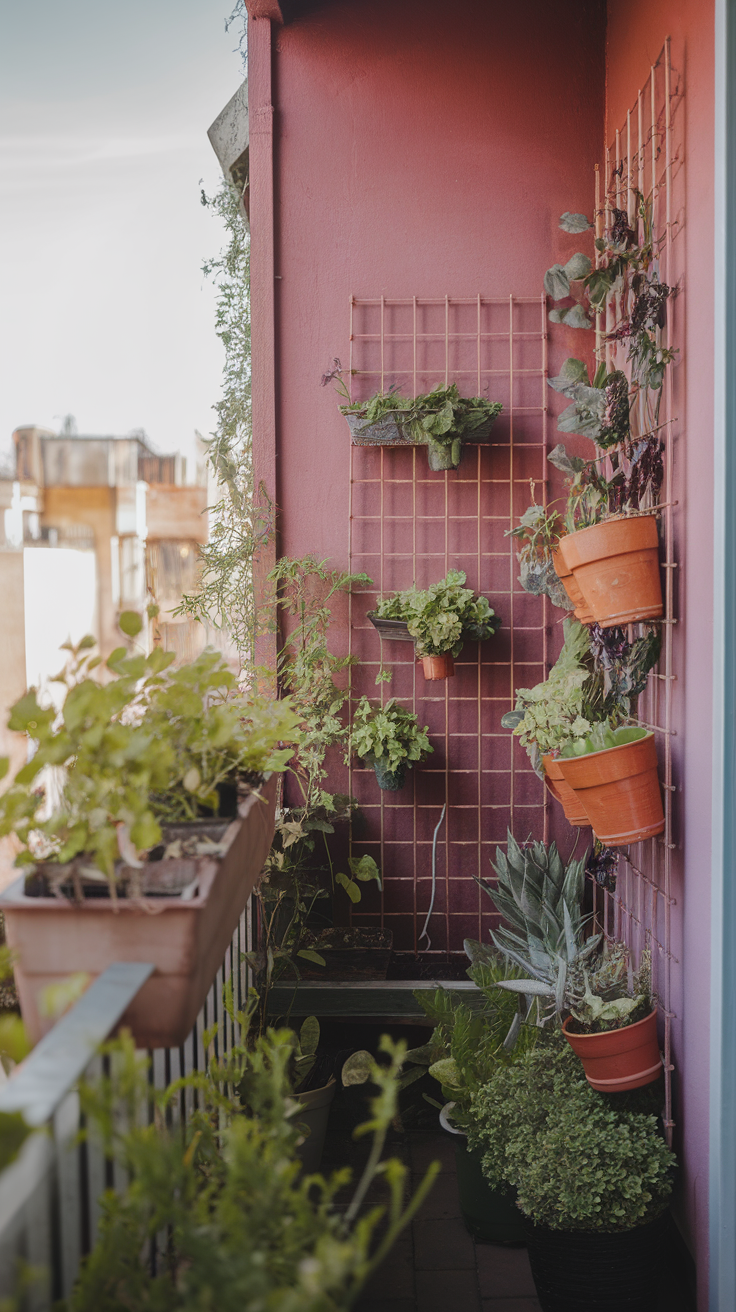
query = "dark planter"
(371, 757, 406, 790)
(522, 1212, 667, 1312)
(367, 613, 414, 642)
(455, 1138, 525, 1245)
(343, 410, 412, 446)
(296, 927, 393, 979)
(294, 1078, 336, 1174)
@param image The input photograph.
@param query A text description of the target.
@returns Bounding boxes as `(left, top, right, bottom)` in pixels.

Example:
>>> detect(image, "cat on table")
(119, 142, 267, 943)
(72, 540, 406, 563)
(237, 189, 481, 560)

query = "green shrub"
(469, 1038, 674, 1232)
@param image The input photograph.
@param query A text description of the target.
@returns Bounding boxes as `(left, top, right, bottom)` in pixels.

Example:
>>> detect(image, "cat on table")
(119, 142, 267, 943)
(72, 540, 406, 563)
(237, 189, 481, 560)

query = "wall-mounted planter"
(522, 1211, 667, 1312)
(344, 410, 412, 446)
(557, 514, 663, 629)
(562, 1009, 662, 1093)
(541, 754, 590, 827)
(420, 654, 455, 681)
(0, 774, 278, 1049)
(367, 612, 414, 642)
(550, 547, 594, 624)
(557, 732, 664, 845)
(368, 755, 406, 790)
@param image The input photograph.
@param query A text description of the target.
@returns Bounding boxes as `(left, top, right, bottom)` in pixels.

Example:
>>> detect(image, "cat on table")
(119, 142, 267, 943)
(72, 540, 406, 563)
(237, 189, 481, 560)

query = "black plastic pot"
(455, 1139, 525, 1245)
(371, 757, 406, 790)
(522, 1212, 667, 1312)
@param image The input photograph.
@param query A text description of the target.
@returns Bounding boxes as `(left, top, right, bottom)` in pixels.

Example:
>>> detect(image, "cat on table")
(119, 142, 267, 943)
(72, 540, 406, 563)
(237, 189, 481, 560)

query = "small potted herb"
(0, 621, 300, 1048)
(371, 570, 501, 680)
(558, 721, 664, 846)
(350, 697, 432, 790)
(561, 942, 661, 1093)
(470, 1036, 675, 1311)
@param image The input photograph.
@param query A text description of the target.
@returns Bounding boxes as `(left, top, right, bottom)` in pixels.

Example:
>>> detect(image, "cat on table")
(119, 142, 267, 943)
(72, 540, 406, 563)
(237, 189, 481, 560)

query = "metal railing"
(0, 911, 250, 1308)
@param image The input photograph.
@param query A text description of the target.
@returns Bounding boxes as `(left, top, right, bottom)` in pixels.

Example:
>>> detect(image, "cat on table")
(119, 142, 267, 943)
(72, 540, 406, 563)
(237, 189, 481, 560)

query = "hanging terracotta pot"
(551, 547, 594, 624)
(420, 653, 455, 680)
(557, 514, 663, 629)
(541, 754, 590, 827)
(557, 732, 664, 845)
(562, 1009, 662, 1092)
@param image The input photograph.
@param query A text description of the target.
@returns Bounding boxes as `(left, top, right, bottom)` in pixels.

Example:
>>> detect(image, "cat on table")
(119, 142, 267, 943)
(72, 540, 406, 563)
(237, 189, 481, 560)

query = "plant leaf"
(544, 264, 571, 300)
(559, 212, 593, 233)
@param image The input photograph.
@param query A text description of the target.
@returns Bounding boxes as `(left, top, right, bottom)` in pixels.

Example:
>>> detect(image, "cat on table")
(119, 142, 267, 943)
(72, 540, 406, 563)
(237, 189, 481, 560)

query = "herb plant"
(61, 1026, 439, 1311)
(469, 1036, 674, 1231)
(375, 570, 500, 658)
(351, 697, 432, 791)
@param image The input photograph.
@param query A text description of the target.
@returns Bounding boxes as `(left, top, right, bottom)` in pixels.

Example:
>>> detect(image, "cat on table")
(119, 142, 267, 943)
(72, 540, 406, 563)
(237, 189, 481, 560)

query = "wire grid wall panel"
(592, 39, 683, 1143)
(346, 295, 551, 956)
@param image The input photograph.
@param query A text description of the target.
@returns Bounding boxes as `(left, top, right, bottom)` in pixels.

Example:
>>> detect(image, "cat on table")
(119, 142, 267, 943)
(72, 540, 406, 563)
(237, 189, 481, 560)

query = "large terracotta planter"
(558, 514, 662, 628)
(562, 1009, 662, 1092)
(557, 732, 664, 845)
(551, 548, 594, 624)
(420, 653, 455, 680)
(0, 774, 278, 1049)
(541, 754, 590, 827)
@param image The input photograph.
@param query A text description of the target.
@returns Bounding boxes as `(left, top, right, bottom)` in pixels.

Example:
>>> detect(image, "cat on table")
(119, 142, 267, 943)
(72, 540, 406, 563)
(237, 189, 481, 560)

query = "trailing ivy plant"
(175, 180, 271, 675)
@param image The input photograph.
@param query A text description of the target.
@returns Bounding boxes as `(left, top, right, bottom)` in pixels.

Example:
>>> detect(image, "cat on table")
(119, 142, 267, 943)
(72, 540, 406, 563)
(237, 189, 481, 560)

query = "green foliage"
(501, 618, 608, 770)
(175, 181, 272, 673)
(0, 633, 300, 883)
(375, 570, 501, 658)
(62, 1028, 439, 1311)
(477, 829, 597, 1023)
(340, 383, 502, 471)
(559, 722, 648, 759)
(469, 1037, 674, 1230)
(506, 500, 570, 607)
(350, 698, 432, 773)
(567, 942, 653, 1034)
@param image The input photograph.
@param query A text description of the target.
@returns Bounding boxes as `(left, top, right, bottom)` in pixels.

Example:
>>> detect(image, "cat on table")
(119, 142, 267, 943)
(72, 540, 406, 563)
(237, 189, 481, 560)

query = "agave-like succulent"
(477, 830, 599, 1019)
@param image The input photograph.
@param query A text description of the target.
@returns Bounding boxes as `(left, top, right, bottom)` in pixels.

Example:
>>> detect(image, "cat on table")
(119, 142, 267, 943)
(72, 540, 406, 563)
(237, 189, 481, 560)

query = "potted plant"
(350, 696, 432, 790)
(482, 834, 662, 1093)
(557, 511, 664, 629)
(372, 569, 501, 680)
(501, 619, 604, 824)
(415, 945, 536, 1245)
(0, 622, 300, 1048)
(558, 722, 665, 845)
(322, 362, 503, 472)
(470, 1036, 676, 1312)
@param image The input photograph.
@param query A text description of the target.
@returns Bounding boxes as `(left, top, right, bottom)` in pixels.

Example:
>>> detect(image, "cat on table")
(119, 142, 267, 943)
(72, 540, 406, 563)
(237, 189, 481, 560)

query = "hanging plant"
(350, 697, 432, 791)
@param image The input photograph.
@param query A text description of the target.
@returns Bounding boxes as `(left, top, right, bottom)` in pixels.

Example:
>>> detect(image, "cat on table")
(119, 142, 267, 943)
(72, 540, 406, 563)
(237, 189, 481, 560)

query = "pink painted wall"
(606, 4, 714, 1303)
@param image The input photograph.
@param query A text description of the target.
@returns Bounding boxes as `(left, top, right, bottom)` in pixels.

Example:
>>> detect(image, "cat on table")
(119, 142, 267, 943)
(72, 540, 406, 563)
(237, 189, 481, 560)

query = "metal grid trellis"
(591, 38, 683, 1144)
(346, 295, 551, 955)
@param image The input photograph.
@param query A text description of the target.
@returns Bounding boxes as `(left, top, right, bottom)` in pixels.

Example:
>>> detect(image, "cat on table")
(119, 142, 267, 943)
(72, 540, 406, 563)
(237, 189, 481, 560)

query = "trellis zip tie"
(419, 803, 447, 952)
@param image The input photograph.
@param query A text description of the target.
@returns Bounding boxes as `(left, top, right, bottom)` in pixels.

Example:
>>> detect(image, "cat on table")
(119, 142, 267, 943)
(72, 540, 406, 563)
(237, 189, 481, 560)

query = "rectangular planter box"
(0, 773, 278, 1050)
(343, 410, 415, 446)
(296, 928, 393, 979)
(367, 613, 414, 642)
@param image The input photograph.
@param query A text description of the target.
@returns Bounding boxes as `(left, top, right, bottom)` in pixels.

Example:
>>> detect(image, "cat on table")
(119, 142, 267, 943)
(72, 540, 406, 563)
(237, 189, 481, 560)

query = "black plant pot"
(522, 1212, 667, 1312)
(371, 757, 406, 791)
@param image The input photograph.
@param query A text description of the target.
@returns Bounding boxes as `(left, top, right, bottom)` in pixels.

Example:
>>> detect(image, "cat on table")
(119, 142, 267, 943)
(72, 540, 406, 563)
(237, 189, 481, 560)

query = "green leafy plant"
(60, 1024, 439, 1311)
(566, 942, 653, 1034)
(375, 570, 501, 658)
(501, 618, 608, 773)
(331, 372, 503, 472)
(559, 721, 648, 758)
(0, 622, 299, 890)
(468, 1035, 675, 1230)
(506, 495, 571, 607)
(350, 697, 432, 779)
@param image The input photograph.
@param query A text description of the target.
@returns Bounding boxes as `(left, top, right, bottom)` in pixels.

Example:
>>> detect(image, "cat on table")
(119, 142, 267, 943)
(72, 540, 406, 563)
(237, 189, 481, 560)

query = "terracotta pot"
(558, 515, 663, 628)
(0, 774, 278, 1049)
(550, 547, 594, 624)
(557, 731, 664, 845)
(420, 653, 455, 680)
(541, 754, 590, 827)
(562, 1009, 662, 1092)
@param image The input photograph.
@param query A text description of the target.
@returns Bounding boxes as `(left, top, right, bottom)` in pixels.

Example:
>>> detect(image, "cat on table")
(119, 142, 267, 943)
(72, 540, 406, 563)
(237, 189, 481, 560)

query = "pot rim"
(559, 729, 653, 765)
(559, 509, 660, 542)
(562, 1006, 658, 1043)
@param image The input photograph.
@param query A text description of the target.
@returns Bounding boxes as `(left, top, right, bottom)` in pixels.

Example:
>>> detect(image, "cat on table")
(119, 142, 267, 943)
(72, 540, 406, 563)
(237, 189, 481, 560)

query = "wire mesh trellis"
(590, 38, 683, 1145)
(345, 295, 552, 956)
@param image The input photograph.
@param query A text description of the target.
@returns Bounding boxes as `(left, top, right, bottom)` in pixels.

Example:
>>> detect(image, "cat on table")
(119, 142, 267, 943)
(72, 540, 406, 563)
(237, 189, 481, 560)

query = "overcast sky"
(0, 0, 245, 465)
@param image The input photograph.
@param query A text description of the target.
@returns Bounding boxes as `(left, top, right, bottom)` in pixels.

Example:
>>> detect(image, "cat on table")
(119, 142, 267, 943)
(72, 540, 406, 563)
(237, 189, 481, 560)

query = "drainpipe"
(248, 15, 278, 683)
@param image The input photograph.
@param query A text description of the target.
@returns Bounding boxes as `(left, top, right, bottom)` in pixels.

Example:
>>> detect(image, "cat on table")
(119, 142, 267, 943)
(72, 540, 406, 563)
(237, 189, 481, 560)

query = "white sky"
(0, 0, 245, 465)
